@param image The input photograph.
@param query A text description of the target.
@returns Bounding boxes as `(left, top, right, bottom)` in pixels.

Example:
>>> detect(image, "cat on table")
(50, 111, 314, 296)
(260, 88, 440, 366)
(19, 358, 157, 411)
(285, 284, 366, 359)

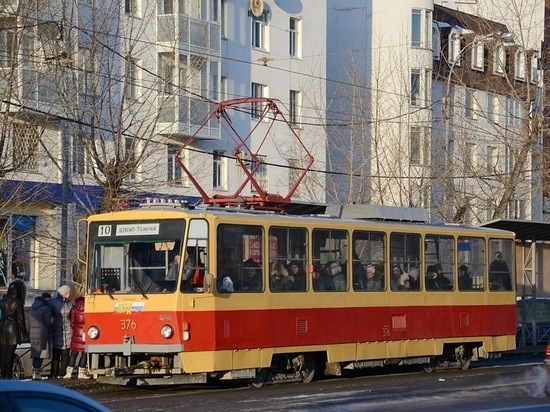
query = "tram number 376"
(121, 319, 137, 330)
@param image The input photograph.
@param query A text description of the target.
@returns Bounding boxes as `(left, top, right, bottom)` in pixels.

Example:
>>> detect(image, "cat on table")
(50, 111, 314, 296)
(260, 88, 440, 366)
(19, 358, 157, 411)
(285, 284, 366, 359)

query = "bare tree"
(432, 1, 544, 223)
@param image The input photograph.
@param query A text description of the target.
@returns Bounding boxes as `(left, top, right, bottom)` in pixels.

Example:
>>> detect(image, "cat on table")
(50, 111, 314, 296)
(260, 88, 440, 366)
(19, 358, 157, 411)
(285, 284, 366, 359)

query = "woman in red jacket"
(63, 295, 90, 379)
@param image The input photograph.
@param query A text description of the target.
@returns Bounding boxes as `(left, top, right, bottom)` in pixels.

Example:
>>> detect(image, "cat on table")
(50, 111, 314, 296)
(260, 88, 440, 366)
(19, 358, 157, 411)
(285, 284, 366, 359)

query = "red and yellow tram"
(83, 199, 516, 385)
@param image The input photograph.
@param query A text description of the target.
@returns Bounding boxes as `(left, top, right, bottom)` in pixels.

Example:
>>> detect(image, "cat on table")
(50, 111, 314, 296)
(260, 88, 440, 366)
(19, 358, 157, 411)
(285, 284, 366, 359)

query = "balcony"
(157, 95, 220, 140)
(157, 15, 221, 53)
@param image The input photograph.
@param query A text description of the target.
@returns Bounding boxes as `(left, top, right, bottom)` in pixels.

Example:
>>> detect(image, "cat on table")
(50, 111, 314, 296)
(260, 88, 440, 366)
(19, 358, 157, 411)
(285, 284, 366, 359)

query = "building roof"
(434, 4, 509, 36)
(479, 219, 550, 242)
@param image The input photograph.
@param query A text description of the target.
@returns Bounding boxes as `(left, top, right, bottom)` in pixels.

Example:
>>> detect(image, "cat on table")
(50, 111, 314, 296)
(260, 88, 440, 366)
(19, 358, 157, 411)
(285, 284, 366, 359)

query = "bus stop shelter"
(481, 219, 550, 346)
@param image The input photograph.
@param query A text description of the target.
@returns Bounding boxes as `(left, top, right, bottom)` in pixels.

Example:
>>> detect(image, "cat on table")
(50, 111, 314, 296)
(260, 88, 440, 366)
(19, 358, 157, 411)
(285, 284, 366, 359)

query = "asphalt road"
(51, 349, 549, 412)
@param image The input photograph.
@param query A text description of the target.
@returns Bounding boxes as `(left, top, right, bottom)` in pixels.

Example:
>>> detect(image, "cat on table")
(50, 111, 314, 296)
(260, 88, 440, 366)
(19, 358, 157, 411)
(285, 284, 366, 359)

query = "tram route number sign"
(97, 223, 160, 237)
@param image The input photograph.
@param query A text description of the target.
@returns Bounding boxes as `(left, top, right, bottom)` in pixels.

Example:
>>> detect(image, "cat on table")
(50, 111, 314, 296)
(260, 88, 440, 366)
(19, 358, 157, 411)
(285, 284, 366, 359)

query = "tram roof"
(479, 219, 550, 242)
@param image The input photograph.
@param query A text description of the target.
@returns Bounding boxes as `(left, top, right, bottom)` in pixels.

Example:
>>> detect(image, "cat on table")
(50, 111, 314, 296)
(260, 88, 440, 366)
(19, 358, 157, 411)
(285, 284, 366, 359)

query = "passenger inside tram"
(287, 260, 306, 291)
(241, 258, 262, 292)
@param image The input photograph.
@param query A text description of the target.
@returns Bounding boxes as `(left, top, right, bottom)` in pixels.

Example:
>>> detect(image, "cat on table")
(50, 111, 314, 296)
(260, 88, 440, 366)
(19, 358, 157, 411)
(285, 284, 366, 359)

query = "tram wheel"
(421, 358, 438, 373)
(248, 368, 269, 388)
(299, 355, 316, 383)
(458, 357, 471, 370)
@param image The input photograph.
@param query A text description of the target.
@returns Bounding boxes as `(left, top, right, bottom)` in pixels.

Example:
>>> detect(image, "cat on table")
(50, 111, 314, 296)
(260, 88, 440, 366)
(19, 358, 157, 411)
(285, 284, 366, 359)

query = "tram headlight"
(161, 324, 174, 339)
(87, 326, 100, 340)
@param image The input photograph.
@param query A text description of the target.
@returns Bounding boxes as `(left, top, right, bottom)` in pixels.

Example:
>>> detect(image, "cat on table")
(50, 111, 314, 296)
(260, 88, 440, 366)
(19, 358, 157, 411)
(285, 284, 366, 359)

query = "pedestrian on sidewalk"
(51, 285, 73, 379)
(0, 282, 29, 379)
(30, 292, 54, 380)
(63, 295, 90, 379)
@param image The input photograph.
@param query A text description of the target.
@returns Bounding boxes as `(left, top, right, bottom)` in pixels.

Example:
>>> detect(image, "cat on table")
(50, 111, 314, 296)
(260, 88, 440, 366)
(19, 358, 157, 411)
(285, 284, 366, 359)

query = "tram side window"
(425, 235, 454, 291)
(312, 228, 348, 291)
(489, 238, 513, 291)
(268, 227, 307, 292)
(216, 224, 264, 293)
(390, 233, 420, 291)
(181, 219, 209, 293)
(352, 230, 385, 291)
(457, 237, 485, 290)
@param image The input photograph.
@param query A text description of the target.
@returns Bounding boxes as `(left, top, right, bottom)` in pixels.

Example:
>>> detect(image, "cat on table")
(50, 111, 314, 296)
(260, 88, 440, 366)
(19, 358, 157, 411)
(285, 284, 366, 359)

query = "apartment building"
(326, 0, 434, 208)
(326, 0, 544, 224)
(204, 0, 327, 203)
(432, 4, 543, 223)
(0, 0, 327, 290)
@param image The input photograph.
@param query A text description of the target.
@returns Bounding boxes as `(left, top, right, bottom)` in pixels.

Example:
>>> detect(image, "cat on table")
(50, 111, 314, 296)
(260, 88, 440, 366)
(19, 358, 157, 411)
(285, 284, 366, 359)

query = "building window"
(530, 53, 539, 83)
(432, 22, 441, 60)
(220, 76, 227, 101)
(424, 10, 432, 48)
(514, 49, 525, 80)
(494, 44, 505, 74)
(79, 48, 95, 96)
(487, 94, 500, 123)
(410, 126, 421, 165)
(159, 52, 175, 95)
(411, 9, 432, 49)
(410, 126, 427, 165)
(251, 155, 267, 193)
(410, 69, 421, 106)
(0, 20, 15, 68)
(465, 143, 476, 175)
(125, 57, 140, 100)
(189, 55, 207, 97)
(411, 9, 422, 47)
(159, 0, 174, 14)
(167, 145, 187, 186)
(507, 98, 523, 126)
(289, 90, 301, 126)
(72, 135, 91, 175)
(125, 0, 140, 16)
(289, 17, 301, 57)
(487, 146, 497, 173)
(424, 68, 431, 107)
(465, 88, 478, 119)
(213, 150, 226, 190)
(221, 0, 227, 38)
(449, 33, 462, 66)
(125, 138, 136, 181)
(13, 123, 39, 171)
(514, 199, 526, 219)
(252, 14, 268, 50)
(11, 215, 36, 285)
(288, 158, 301, 198)
(251, 82, 266, 118)
(189, 0, 204, 19)
(471, 37, 484, 71)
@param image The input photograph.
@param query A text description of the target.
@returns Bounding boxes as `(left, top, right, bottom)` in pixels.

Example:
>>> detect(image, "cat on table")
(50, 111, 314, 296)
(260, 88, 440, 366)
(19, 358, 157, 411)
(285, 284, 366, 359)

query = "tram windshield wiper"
(130, 271, 149, 299)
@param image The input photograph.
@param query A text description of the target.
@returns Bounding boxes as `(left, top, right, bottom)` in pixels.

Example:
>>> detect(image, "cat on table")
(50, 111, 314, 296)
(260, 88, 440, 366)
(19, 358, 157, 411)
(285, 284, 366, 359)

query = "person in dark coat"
(0, 282, 29, 379)
(489, 251, 511, 290)
(241, 258, 262, 292)
(312, 263, 332, 291)
(63, 295, 90, 379)
(8, 272, 27, 305)
(30, 292, 54, 380)
(50, 285, 73, 379)
(458, 265, 473, 290)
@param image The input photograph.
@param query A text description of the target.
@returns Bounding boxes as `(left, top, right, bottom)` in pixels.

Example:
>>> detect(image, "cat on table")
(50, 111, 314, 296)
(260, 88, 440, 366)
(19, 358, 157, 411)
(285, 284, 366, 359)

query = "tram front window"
(88, 241, 182, 295)
(87, 220, 187, 295)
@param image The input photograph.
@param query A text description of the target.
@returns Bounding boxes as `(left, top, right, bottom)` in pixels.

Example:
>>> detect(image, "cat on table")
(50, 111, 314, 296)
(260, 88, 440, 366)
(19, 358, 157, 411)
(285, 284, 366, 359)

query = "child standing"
(63, 295, 90, 379)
